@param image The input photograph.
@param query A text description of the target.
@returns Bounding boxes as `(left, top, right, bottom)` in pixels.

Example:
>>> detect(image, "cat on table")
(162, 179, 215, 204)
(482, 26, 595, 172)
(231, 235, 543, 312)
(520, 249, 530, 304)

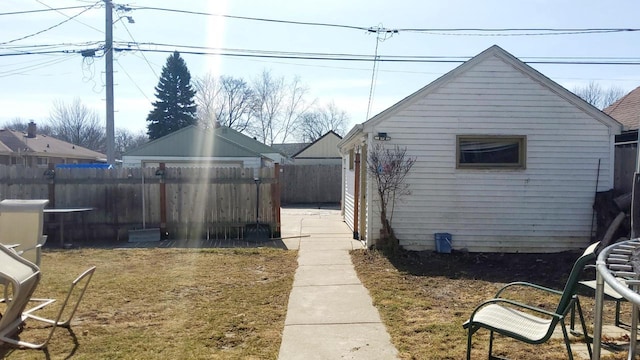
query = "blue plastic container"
(434, 233, 452, 253)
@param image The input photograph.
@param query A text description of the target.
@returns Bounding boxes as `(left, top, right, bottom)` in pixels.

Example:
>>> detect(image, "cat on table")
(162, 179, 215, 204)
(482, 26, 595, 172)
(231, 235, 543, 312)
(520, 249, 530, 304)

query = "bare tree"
(573, 81, 625, 109)
(299, 102, 349, 142)
(194, 74, 255, 132)
(2, 118, 53, 135)
(218, 76, 254, 132)
(115, 128, 148, 159)
(48, 98, 105, 151)
(602, 86, 625, 109)
(250, 70, 312, 144)
(2, 118, 29, 132)
(193, 73, 221, 128)
(366, 143, 416, 252)
(251, 70, 283, 144)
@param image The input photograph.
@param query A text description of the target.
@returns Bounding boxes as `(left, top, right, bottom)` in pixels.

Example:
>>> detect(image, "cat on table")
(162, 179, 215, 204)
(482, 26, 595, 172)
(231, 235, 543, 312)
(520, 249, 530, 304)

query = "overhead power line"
(0, 50, 83, 57)
(36, 0, 105, 34)
(0, 41, 102, 51)
(0, 1, 102, 45)
(2, 43, 640, 66)
(401, 28, 640, 36)
(0, 55, 75, 77)
(0, 5, 96, 16)
(3, 46, 640, 66)
(110, 46, 640, 65)
(127, 5, 369, 31)
(117, 14, 158, 78)
(125, 5, 640, 36)
(108, 41, 640, 62)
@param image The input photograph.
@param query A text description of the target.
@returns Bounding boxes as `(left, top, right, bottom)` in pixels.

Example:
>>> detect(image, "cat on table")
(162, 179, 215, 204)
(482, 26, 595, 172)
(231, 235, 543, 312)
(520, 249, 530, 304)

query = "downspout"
(340, 155, 346, 216)
(365, 131, 375, 248)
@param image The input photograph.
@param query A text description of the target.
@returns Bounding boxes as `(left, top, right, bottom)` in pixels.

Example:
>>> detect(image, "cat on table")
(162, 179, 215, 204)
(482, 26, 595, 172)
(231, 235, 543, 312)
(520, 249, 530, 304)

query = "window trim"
(456, 135, 526, 169)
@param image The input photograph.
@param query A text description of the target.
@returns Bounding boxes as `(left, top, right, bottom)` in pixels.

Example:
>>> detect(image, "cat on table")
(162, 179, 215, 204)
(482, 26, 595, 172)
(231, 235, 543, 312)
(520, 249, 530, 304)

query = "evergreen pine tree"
(146, 51, 197, 139)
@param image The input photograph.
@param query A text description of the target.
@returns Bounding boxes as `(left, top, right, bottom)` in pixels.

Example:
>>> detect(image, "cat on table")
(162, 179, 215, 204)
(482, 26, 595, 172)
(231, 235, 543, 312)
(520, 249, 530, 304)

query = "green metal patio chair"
(463, 242, 598, 360)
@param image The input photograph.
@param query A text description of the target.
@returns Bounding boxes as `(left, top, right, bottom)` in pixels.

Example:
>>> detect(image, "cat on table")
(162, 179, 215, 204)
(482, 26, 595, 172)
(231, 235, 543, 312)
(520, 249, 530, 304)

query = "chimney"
(27, 121, 36, 138)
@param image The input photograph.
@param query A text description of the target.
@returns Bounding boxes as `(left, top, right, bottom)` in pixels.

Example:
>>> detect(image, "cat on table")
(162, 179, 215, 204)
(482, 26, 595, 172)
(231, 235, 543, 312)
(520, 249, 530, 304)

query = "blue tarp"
(55, 163, 112, 169)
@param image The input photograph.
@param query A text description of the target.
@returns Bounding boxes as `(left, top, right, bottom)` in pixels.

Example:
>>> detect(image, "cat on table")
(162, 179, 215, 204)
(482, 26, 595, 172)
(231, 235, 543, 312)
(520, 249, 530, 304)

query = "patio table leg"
(593, 264, 605, 359)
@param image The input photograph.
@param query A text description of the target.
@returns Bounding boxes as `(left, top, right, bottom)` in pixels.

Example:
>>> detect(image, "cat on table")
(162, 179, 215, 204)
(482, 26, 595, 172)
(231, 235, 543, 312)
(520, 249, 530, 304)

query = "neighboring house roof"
(293, 130, 343, 158)
(122, 125, 263, 158)
(0, 129, 105, 160)
(271, 143, 308, 157)
(339, 45, 622, 147)
(214, 126, 284, 156)
(604, 86, 640, 130)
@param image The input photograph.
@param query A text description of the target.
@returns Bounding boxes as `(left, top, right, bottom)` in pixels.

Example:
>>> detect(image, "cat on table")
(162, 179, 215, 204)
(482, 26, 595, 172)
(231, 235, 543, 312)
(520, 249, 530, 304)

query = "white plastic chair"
(0, 199, 49, 266)
(0, 243, 48, 343)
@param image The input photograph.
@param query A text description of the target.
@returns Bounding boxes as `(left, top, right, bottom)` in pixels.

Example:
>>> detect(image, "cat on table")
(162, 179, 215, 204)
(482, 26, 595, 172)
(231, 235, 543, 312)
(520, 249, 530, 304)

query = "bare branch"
(366, 143, 416, 251)
(250, 70, 311, 144)
(573, 81, 625, 109)
(48, 98, 105, 152)
(299, 101, 349, 142)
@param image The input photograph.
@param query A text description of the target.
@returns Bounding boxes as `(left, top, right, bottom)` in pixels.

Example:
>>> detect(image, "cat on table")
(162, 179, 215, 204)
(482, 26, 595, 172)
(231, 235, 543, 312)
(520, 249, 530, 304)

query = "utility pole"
(365, 25, 398, 121)
(105, 0, 115, 165)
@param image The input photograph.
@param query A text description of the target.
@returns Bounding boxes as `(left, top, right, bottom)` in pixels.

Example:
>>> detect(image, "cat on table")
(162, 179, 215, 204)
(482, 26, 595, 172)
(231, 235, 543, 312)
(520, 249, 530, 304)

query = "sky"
(1, 0, 640, 141)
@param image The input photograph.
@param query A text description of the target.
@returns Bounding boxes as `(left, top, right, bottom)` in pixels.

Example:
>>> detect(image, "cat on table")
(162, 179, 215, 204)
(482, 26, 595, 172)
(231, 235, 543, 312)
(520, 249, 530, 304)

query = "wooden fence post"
(46, 163, 55, 208)
(159, 163, 167, 239)
(272, 163, 281, 236)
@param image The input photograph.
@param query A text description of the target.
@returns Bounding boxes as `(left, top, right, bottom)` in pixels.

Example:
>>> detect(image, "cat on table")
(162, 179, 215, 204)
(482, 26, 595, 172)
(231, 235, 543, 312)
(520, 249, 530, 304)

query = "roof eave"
(337, 124, 364, 149)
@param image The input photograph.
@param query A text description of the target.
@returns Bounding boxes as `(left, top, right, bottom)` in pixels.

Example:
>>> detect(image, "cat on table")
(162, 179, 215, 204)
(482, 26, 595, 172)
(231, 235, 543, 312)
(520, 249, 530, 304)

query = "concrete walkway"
(278, 207, 399, 360)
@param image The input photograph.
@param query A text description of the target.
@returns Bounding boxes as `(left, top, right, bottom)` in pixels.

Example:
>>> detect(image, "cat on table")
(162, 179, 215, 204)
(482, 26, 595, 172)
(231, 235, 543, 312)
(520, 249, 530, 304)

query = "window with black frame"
(457, 135, 526, 169)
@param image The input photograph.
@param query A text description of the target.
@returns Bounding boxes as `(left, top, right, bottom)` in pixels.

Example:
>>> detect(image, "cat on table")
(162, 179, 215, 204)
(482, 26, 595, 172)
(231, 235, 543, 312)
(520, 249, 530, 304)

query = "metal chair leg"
(466, 326, 474, 360)
(575, 297, 592, 358)
(560, 319, 574, 360)
(570, 300, 576, 331)
(488, 330, 494, 360)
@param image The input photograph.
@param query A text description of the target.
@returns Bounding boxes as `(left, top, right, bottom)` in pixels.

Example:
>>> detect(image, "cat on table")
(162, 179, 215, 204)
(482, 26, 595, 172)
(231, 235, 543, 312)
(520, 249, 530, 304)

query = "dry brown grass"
(352, 249, 635, 360)
(1, 247, 298, 360)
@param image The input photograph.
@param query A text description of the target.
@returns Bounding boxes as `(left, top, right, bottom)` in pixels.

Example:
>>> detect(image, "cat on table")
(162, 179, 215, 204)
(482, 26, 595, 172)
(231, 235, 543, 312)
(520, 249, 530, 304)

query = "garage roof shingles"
(604, 86, 640, 130)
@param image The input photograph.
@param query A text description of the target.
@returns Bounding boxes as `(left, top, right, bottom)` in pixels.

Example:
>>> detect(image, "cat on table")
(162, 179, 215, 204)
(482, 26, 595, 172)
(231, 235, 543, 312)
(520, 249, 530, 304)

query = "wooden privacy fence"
(0, 164, 280, 243)
(615, 144, 637, 194)
(280, 164, 341, 204)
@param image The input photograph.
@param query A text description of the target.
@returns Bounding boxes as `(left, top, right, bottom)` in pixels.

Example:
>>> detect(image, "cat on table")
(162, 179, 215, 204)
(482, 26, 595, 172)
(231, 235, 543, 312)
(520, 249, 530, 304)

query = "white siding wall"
(343, 155, 356, 232)
(365, 172, 381, 247)
(296, 134, 341, 158)
(294, 134, 342, 165)
(369, 56, 614, 252)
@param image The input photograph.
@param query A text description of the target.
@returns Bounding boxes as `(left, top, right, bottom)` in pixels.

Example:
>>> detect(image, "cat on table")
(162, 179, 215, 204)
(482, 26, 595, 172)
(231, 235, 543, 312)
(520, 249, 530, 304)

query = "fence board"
(615, 144, 637, 194)
(280, 164, 341, 204)
(0, 165, 278, 243)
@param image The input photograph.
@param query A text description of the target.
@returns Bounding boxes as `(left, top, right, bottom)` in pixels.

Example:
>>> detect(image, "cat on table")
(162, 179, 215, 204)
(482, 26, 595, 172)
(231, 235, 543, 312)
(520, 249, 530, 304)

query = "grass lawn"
(352, 249, 633, 360)
(1, 247, 298, 360)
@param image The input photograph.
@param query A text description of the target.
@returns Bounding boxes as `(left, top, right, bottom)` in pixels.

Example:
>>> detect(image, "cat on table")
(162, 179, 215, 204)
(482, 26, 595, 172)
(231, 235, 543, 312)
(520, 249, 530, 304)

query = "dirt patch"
(387, 249, 583, 289)
(352, 248, 630, 360)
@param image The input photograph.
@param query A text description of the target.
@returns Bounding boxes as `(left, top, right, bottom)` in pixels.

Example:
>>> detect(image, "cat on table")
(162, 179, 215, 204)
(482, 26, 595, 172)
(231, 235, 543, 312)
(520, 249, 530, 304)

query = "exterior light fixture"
(374, 132, 391, 141)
